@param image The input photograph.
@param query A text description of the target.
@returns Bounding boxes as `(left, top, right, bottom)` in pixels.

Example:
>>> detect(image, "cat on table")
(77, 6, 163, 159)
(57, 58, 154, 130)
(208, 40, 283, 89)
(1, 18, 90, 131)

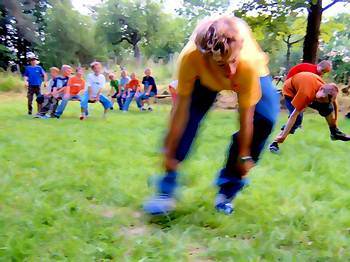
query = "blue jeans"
(80, 92, 112, 114)
(123, 91, 140, 111)
(157, 76, 280, 198)
(135, 91, 155, 108)
(282, 96, 303, 134)
(55, 95, 81, 117)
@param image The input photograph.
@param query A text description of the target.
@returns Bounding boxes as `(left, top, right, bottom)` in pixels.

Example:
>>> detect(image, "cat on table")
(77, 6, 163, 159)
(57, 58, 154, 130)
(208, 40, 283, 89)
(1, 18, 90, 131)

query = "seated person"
(80, 62, 111, 120)
(35, 65, 72, 118)
(123, 72, 141, 112)
(136, 68, 157, 111)
(36, 67, 60, 112)
(269, 72, 350, 153)
(108, 73, 121, 110)
(54, 67, 85, 118)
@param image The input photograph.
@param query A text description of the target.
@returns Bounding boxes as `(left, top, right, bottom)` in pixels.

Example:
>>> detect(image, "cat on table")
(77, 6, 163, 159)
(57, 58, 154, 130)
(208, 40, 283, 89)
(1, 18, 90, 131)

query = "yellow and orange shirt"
(126, 79, 140, 92)
(176, 20, 270, 109)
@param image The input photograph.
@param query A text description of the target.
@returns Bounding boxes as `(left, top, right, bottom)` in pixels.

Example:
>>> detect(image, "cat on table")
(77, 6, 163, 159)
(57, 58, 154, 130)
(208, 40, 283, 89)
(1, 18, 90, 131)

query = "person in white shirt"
(80, 61, 112, 120)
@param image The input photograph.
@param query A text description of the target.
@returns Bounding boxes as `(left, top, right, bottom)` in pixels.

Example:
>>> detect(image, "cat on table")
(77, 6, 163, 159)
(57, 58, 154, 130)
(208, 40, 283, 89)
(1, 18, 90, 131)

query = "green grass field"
(0, 95, 349, 261)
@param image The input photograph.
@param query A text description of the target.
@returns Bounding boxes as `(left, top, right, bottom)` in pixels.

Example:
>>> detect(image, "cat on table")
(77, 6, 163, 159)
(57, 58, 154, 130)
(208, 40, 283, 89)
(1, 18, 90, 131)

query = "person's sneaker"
(269, 141, 280, 153)
(143, 194, 176, 215)
(110, 107, 114, 110)
(330, 128, 350, 141)
(215, 194, 234, 215)
(28, 111, 32, 115)
(147, 107, 153, 112)
(346, 112, 350, 119)
(50, 114, 59, 119)
(140, 107, 147, 111)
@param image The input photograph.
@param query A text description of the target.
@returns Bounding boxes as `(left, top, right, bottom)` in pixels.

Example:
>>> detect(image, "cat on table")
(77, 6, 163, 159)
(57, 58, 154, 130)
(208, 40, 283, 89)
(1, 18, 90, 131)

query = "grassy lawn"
(0, 95, 349, 261)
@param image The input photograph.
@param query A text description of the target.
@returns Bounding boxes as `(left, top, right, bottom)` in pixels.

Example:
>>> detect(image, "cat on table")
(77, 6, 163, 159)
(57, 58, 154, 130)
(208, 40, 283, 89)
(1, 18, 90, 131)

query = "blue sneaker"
(143, 194, 176, 215)
(269, 141, 280, 153)
(215, 194, 234, 215)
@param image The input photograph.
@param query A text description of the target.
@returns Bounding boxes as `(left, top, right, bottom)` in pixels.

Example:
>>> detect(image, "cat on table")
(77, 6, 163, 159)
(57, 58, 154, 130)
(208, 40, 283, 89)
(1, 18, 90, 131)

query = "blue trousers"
(80, 93, 111, 114)
(158, 76, 280, 198)
(55, 95, 81, 117)
(135, 91, 155, 108)
(282, 96, 303, 134)
(123, 91, 140, 111)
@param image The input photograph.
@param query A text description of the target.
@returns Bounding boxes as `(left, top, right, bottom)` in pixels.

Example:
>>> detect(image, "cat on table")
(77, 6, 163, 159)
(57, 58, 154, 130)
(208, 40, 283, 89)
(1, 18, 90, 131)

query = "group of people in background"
(23, 57, 159, 120)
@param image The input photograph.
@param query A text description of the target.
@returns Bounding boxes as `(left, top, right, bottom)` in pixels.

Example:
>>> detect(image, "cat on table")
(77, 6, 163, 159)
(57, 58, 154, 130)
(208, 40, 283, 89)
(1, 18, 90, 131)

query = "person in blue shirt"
(136, 68, 158, 111)
(23, 57, 47, 115)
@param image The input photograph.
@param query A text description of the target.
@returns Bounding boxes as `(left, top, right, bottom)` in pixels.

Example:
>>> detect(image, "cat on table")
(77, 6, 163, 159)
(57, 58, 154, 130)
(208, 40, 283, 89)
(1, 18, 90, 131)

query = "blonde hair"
(318, 60, 332, 71)
(49, 67, 60, 73)
(193, 15, 244, 62)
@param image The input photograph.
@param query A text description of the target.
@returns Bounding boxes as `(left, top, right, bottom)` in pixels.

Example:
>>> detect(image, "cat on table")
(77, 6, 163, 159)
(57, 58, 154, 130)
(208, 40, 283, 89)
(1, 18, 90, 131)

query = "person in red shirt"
(122, 72, 141, 112)
(54, 67, 85, 118)
(269, 72, 350, 153)
(286, 60, 332, 80)
(282, 60, 333, 132)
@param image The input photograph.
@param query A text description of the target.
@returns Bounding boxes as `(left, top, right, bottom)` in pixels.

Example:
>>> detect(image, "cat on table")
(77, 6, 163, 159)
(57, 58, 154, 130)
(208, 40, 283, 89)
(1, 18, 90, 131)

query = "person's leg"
(136, 92, 146, 109)
(80, 92, 89, 119)
(282, 97, 303, 134)
(34, 86, 41, 113)
(27, 86, 35, 114)
(99, 94, 112, 116)
(157, 81, 218, 196)
(122, 92, 135, 111)
(216, 76, 279, 213)
(309, 102, 350, 141)
(55, 97, 70, 117)
(115, 95, 123, 110)
(144, 81, 218, 215)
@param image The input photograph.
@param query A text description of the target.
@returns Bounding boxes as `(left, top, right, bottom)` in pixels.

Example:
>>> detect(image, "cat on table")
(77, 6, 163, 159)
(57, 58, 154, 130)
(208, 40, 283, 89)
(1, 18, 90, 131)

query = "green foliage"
(0, 97, 350, 260)
(0, 72, 24, 92)
(37, 0, 107, 67)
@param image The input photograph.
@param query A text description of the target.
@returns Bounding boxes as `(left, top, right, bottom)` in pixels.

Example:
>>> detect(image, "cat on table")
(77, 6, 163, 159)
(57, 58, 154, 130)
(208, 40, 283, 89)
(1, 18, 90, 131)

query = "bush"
(0, 72, 24, 92)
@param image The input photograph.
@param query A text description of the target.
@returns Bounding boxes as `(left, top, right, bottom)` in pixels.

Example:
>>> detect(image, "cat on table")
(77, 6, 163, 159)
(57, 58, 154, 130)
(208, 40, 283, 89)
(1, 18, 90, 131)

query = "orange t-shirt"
(126, 79, 140, 91)
(283, 72, 325, 111)
(68, 76, 85, 95)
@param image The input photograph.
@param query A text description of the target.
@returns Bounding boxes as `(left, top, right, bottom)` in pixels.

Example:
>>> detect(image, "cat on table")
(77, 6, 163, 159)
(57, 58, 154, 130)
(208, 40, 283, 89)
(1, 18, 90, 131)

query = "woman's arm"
(236, 106, 255, 176)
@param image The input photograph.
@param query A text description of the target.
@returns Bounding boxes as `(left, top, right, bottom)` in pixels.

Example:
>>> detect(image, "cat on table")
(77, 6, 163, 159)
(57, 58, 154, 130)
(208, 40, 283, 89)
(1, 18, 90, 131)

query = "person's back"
(286, 60, 332, 80)
(68, 75, 85, 96)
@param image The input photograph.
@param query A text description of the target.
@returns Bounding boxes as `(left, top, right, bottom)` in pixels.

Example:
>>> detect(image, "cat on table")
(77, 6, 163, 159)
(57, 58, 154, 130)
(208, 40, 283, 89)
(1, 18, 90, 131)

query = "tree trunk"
(133, 43, 141, 63)
(286, 43, 292, 70)
(302, 0, 322, 63)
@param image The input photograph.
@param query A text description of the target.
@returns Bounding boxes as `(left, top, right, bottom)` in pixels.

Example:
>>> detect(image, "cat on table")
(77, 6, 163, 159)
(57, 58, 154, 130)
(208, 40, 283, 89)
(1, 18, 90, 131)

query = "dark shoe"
(331, 128, 350, 141)
(28, 111, 32, 115)
(346, 112, 350, 119)
(50, 114, 59, 119)
(269, 141, 280, 153)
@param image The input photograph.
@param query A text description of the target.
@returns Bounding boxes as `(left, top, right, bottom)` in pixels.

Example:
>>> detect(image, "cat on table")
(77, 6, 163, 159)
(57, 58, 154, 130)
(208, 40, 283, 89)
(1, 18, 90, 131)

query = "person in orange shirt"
(54, 67, 85, 118)
(285, 60, 332, 80)
(269, 72, 350, 153)
(122, 72, 141, 111)
(143, 15, 280, 215)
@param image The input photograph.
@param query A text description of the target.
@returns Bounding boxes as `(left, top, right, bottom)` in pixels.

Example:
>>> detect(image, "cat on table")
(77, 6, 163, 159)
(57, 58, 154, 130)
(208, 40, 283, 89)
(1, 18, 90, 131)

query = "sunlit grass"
(0, 96, 349, 260)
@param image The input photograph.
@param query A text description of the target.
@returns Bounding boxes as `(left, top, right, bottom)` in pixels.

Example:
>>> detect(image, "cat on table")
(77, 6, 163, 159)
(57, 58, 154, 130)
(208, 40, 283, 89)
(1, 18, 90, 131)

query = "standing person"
(136, 68, 158, 111)
(143, 16, 280, 215)
(286, 60, 332, 80)
(269, 72, 350, 153)
(80, 62, 111, 120)
(108, 73, 121, 110)
(23, 57, 48, 115)
(54, 67, 85, 118)
(123, 72, 141, 112)
(168, 80, 178, 106)
(36, 65, 72, 118)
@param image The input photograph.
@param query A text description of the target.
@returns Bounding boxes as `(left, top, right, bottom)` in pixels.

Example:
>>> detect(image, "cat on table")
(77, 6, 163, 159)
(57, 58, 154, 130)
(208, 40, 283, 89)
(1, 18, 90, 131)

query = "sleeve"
(142, 77, 145, 85)
(100, 75, 106, 89)
(291, 88, 312, 111)
(176, 53, 198, 97)
(40, 66, 46, 76)
(24, 67, 29, 77)
(56, 78, 63, 89)
(235, 61, 262, 109)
